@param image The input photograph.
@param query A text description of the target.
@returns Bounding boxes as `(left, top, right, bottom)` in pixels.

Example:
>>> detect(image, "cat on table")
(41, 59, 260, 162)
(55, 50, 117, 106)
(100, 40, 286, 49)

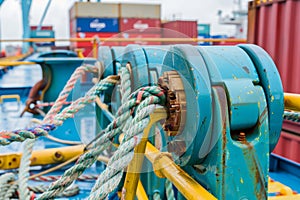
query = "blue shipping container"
(74, 18, 119, 33)
(198, 34, 211, 46)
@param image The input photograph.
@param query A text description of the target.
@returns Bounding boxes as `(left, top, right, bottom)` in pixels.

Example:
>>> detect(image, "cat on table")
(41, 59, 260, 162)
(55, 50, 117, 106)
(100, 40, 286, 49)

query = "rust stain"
(221, 119, 227, 200)
(242, 140, 267, 199)
(258, 107, 268, 126)
(214, 86, 228, 199)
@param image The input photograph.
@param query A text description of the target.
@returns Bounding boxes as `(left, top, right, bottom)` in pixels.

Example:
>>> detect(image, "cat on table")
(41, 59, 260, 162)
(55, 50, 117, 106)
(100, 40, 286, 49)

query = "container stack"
(69, 2, 203, 53)
(69, 2, 120, 56)
(30, 26, 55, 47)
(118, 3, 161, 46)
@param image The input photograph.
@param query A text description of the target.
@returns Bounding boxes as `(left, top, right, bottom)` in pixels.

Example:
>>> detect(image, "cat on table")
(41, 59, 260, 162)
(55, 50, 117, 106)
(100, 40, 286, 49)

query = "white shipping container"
(69, 2, 119, 19)
(119, 3, 161, 19)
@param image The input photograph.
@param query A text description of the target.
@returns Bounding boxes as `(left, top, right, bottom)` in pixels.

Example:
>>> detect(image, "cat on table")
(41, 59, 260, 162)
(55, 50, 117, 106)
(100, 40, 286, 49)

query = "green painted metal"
(96, 44, 283, 199)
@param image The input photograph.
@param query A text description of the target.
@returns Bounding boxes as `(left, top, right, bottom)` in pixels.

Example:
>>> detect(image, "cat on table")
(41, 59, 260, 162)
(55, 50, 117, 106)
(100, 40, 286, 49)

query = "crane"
(0, 0, 53, 53)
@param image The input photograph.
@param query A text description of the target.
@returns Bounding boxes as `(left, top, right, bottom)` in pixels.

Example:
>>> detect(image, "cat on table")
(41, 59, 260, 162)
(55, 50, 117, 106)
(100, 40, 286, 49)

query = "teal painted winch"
(96, 44, 284, 199)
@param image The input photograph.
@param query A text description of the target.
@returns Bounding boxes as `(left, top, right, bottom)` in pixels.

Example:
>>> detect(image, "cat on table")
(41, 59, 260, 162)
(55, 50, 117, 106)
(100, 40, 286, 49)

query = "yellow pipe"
(74, 48, 85, 58)
(145, 142, 217, 200)
(0, 145, 84, 170)
(268, 195, 300, 200)
(137, 180, 149, 200)
(0, 94, 20, 104)
(93, 38, 98, 58)
(284, 93, 300, 112)
(0, 53, 30, 62)
(0, 61, 36, 66)
(123, 108, 167, 200)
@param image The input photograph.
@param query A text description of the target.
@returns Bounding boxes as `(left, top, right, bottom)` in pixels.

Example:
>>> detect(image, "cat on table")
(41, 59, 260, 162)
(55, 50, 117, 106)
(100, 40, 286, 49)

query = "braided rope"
(31, 174, 98, 182)
(52, 80, 116, 126)
(37, 87, 165, 200)
(18, 139, 35, 200)
(36, 103, 133, 199)
(16, 65, 100, 200)
(29, 184, 79, 197)
(4, 183, 18, 199)
(120, 65, 132, 104)
(43, 64, 98, 123)
(0, 78, 117, 145)
(283, 110, 300, 122)
(88, 103, 162, 199)
(0, 124, 55, 145)
(36, 101, 71, 108)
(0, 173, 15, 199)
(165, 179, 175, 200)
(153, 192, 161, 200)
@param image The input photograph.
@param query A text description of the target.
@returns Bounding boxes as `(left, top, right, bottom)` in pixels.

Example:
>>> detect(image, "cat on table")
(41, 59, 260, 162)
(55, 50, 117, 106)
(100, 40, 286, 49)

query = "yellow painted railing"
(284, 93, 300, 112)
(0, 38, 247, 43)
(0, 37, 246, 59)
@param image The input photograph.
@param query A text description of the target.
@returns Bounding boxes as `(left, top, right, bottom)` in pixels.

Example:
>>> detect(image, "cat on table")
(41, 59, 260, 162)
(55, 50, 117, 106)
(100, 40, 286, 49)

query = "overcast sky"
(0, 0, 247, 47)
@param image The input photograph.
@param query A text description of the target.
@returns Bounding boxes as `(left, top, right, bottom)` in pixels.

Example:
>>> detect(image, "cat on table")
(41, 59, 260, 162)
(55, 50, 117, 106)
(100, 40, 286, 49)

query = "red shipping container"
(248, 0, 300, 93)
(119, 18, 161, 33)
(119, 33, 161, 46)
(273, 120, 300, 163)
(30, 26, 53, 30)
(162, 20, 197, 45)
(71, 32, 119, 47)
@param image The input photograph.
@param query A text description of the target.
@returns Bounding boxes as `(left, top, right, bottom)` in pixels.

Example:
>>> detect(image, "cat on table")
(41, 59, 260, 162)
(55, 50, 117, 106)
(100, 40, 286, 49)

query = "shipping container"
(119, 18, 161, 33)
(71, 32, 119, 47)
(273, 121, 300, 163)
(248, 0, 300, 93)
(71, 18, 119, 33)
(197, 24, 210, 36)
(69, 2, 119, 19)
(119, 3, 161, 19)
(162, 21, 197, 45)
(119, 33, 161, 46)
(30, 30, 55, 47)
(198, 35, 211, 46)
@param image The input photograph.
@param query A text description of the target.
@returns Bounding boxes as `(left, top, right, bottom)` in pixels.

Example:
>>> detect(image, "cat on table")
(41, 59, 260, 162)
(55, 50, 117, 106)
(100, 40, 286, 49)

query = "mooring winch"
(96, 44, 284, 199)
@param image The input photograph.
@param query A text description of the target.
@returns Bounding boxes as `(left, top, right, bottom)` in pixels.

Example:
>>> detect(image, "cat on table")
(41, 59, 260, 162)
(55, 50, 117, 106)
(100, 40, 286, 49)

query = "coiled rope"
(0, 63, 168, 199)
(88, 90, 166, 199)
(0, 173, 15, 199)
(18, 65, 117, 200)
(37, 86, 166, 200)
(0, 64, 115, 199)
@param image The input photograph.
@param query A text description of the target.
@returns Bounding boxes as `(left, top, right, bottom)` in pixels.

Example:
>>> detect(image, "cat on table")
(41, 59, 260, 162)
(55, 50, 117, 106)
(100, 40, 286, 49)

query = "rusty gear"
(158, 71, 186, 136)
